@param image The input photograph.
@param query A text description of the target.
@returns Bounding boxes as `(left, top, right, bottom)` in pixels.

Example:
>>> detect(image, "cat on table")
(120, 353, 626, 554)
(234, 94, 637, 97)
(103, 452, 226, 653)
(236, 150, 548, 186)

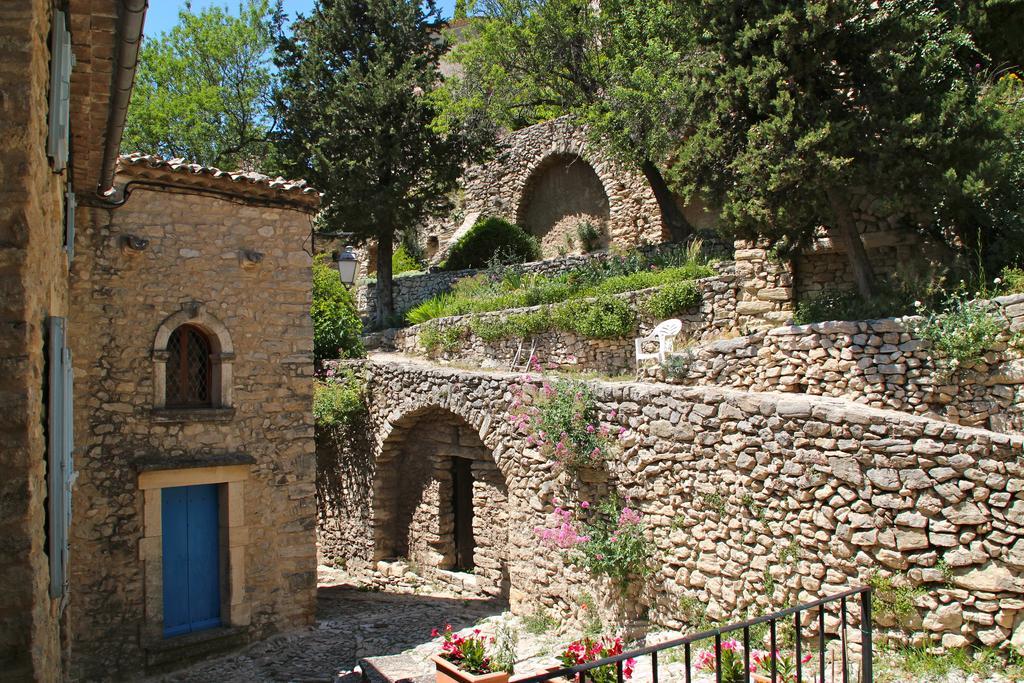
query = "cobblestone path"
(150, 570, 505, 683)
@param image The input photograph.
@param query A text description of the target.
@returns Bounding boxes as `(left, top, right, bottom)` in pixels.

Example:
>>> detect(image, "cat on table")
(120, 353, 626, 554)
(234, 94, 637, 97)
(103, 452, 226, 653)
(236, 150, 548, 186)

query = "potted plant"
(551, 636, 636, 683)
(431, 624, 514, 683)
(696, 639, 813, 683)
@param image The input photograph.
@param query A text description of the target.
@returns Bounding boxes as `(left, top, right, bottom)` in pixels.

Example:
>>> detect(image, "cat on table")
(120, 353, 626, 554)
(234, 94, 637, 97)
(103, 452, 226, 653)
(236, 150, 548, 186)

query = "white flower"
(994, 278, 1003, 285)
(913, 300, 922, 308)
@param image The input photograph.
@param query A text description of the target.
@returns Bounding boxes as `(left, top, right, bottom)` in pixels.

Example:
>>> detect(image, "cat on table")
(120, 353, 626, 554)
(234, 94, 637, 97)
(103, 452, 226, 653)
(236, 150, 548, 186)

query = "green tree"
(670, 0, 1019, 298)
(312, 255, 364, 362)
(435, 0, 694, 241)
(276, 0, 488, 327)
(123, 0, 283, 169)
(454, 0, 476, 21)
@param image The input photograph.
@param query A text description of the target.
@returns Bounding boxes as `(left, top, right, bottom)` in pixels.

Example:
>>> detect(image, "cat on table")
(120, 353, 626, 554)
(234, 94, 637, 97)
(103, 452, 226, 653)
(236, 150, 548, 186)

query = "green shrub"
(793, 283, 917, 325)
(392, 243, 423, 276)
(911, 292, 1004, 367)
(644, 281, 701, 318)
(470, 310, 552, 342)
(577, 221, 603, 252)
(999, 266, 1024, 295)
(522, 608, 558, 636)
(312, 254, 365, 362)
(406, 293, 456, 326)
(868, 573, 924, 626)
(313, 370, 368, 430)
(442, 217, 541, 271)
(420, 323, 467, 355)
(553, 296, 636, 339)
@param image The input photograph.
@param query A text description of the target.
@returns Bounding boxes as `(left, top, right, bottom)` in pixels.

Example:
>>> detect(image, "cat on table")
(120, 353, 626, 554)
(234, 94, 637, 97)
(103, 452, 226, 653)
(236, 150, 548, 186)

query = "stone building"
(0, 0, 141, 678)
(0, 2, 322, 678)
(66, 155, 321, 678)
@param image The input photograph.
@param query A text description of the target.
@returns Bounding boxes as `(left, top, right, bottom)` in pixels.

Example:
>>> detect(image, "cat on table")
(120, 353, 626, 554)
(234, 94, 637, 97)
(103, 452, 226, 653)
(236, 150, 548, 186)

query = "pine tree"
(276, 0, 487, 326)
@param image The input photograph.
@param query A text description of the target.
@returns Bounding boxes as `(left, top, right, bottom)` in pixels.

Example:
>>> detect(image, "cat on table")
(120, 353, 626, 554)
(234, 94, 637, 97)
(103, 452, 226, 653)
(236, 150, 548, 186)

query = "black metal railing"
(514, 587, 872, 683)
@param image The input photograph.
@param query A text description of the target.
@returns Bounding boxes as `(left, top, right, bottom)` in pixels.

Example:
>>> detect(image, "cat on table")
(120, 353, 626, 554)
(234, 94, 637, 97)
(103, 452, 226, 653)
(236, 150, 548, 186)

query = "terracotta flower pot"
(751, 674, 773, 683)
(432, 655, 510, 683)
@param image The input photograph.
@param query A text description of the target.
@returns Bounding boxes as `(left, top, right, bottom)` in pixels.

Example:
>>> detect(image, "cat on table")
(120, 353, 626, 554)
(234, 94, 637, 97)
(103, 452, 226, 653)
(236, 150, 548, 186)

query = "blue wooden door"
(162, 484, 221, 637)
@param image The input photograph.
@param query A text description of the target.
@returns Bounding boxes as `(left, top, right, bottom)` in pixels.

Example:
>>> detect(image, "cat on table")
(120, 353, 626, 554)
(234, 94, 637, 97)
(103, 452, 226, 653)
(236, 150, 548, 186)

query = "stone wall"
(358, 243, 739, 326)
(320, 359, 1024, 651)
(358, 268, 476, 324)
(68, 186, 318, 679)
(0, 0, 72, 677)
(435, 117, 664, 261)
(393, 275, 739, 374)
(792, 213, 949, 304)
(642, 294, 1024, 437)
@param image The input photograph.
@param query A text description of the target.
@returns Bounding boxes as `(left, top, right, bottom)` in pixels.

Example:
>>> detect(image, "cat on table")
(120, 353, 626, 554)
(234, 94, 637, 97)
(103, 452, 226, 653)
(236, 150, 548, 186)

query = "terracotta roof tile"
(116, 153, 321, 209)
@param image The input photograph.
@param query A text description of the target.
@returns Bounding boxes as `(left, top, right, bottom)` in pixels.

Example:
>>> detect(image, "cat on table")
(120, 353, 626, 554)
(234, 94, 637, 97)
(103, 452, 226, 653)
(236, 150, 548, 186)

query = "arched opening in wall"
(373, 408, 509, 598)
(669, 193, 733, 258)
(517, 153, 610, 259)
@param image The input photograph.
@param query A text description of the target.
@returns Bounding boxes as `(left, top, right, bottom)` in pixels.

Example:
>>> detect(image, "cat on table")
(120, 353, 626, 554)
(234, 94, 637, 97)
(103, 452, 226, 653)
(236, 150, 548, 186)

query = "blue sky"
(144, 1, 459, 38)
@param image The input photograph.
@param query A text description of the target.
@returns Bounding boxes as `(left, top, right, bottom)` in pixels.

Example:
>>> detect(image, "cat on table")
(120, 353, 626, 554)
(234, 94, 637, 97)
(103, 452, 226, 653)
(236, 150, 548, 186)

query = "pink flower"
(618, 507, 643, 526)
(581, 501, 590, 509)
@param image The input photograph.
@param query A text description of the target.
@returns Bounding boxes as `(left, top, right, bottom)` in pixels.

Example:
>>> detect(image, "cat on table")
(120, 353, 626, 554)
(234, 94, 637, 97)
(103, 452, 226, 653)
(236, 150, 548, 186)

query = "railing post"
(860, 589, 873, 683)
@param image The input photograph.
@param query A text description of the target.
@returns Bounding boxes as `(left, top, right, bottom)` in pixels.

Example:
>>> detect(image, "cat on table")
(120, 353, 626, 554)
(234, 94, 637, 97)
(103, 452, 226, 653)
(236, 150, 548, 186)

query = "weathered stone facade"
(642, 294, 1024, 436)
(67, 165, 319, 679)
(0, 2, 72, 677)
(320, 358, 1024, 651)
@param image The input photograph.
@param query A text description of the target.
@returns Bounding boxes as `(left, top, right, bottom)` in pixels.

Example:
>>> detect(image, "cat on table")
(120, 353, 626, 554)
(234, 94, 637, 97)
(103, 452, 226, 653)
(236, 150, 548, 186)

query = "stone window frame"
(152, 303, 234, 419)
(138, 465, 252, 644)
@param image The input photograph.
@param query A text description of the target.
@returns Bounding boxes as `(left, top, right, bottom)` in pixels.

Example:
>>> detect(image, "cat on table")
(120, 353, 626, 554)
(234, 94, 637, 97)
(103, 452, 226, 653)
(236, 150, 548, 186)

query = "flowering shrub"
(910, 292, 1004, 368)
(696, 639, 812, 683)
(535, 496, 652, 589)
(509, 375, 624, 470)
(557, 636, 636, 683)
(433, 624, 498, 675)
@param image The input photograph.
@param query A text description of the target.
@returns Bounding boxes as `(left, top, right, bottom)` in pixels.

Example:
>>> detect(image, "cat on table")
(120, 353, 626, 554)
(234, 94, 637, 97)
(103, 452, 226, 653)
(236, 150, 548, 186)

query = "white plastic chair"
(635, 319, 683, 366)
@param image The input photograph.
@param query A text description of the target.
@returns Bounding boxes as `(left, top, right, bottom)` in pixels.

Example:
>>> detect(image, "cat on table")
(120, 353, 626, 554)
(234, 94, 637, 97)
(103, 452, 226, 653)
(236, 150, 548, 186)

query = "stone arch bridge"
(319, 357, 1024, 649)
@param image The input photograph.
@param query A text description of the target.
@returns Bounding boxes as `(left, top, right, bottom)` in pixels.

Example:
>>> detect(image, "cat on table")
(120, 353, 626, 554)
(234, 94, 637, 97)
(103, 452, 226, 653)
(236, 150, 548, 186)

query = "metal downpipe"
(97, 0, 148, 196)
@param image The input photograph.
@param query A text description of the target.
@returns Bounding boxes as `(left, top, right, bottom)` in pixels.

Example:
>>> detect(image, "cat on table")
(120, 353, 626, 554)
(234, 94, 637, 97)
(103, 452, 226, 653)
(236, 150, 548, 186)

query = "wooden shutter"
(47, 9, 74, 172)
(65, 189, 76, 263)
(47, 317, 74, 602)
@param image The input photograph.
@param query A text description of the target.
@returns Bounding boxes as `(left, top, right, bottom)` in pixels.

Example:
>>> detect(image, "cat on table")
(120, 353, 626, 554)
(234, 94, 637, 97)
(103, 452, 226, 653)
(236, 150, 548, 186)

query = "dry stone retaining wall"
(319, 359, 1024, 651)
(393, 275, 739, 373)
(643, 294, 1024, 436)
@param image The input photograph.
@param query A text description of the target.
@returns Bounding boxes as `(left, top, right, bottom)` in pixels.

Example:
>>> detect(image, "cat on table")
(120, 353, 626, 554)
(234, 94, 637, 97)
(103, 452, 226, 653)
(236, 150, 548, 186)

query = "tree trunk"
(640, 159, 692, 243)
(375, 230, 395, 330)
(825, 188, 876, 300)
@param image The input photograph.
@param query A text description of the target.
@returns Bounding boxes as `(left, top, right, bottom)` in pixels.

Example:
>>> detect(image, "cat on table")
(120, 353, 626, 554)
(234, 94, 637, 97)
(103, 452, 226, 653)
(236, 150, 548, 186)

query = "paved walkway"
(152, 569, 506, 682)
(152, 567, 1015, 683)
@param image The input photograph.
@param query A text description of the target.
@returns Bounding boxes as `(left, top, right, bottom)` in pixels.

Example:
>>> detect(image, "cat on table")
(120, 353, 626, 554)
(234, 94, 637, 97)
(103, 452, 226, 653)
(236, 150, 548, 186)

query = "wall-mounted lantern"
(336, 246, 358, 288)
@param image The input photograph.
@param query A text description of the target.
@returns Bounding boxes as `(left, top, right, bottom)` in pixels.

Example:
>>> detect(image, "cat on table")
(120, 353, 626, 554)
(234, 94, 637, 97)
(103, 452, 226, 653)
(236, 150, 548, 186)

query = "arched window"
(153, 303, 234, 415)
(165, 325, 213, 408)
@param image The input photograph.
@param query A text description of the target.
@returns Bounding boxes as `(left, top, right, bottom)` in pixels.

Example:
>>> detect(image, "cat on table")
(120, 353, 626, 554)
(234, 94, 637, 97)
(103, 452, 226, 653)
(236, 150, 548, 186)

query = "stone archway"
(516, 153, 611, 258)
(372, 407, 510, 598)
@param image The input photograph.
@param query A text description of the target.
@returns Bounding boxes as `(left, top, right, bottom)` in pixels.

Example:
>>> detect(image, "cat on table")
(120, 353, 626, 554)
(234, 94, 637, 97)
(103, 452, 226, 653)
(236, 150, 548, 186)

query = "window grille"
(166, 325, 213, 407)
